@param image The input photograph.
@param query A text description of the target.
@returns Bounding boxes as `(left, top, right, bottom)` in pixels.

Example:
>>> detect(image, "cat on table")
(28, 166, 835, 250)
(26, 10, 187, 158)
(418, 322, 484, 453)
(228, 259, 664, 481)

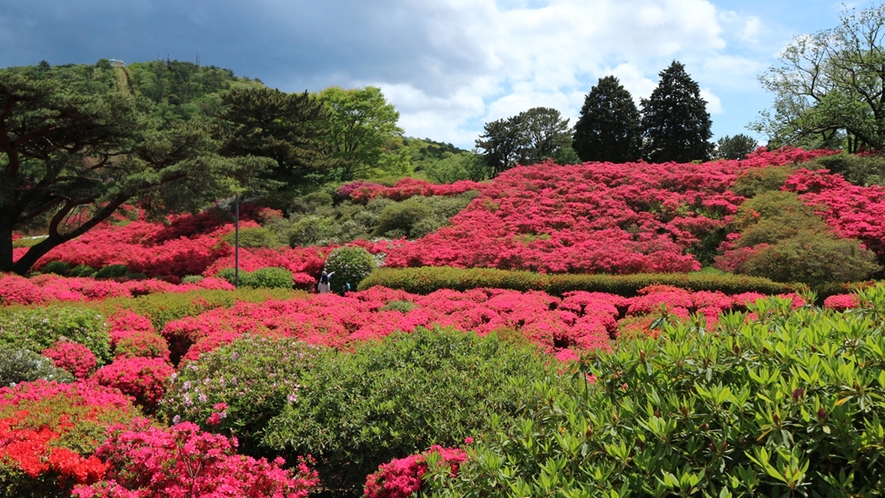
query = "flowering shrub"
(364, 446, 467, 498)
(41, 340, 98, 379)
(261, 327, 561, 496)
(72, 419, 318, 498)
(0, 345, 74, 387)
(0, 306, 111, 364)
(0, 380, 138, 497)
(92, 357, 175, 413)
(113, 331, 170, 361)
(160, 336, 327, 455)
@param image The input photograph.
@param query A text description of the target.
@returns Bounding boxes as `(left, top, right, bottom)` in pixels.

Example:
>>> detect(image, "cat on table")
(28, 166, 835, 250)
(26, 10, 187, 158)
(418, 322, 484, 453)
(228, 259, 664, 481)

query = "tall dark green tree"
(640, 61, 713, 162)
(217, 87, 335, 199)
(476, 107, 571, 174)
(0, 68, 245, 275)
(572, 76, 642, 162)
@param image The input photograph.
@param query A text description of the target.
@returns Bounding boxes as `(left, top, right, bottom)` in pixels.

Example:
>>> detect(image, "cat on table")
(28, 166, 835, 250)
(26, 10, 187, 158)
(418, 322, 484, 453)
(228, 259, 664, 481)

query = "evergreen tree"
(572, 76, 642, 163)
(715, 134, 759, 160)
(640, 61, 713, 163)
(476, 107, 571, 174)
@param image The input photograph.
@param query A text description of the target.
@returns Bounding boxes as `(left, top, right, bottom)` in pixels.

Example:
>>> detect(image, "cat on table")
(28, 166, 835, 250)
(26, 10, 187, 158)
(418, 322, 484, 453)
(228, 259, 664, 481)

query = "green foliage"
(94, 264, 130, 279)
(379, 299, 418, 313)
(314, 86, 404, 182)
(573, 75, 642, 163)
(261, 327, 558, 497)
(360, 266, 794, 296)
(0, 345, 75, 387)
(94, 288, 295, 333)
(68, 265, 96, 277)
(180, 275, 204, 284)
(806, 152, 885, 186)
(0, 306, 110, 364)
(373, 198, 432, 238)
(424, 151, 490, 183)
(11, 236, 47, 249)
(160, 335, 329, 456)
(40, 261, 70, 276)
(715, 134, 759, 160)
(324, 246, 377, 294)
(476, 107, 572, 174)
(754, 4, 885, 151)
(217, 267, 294, 289)
(427, 288, 885, 496)
(730, 165, 793, 198)
(290, 191, 335, 214)
(742, 230, 880, 286)
(287, 215, 336, 247)
(219, 226, 280, 249)
(641, 61, 714, 162)
(0, 65, 253, 276)
(724, 191, 880, 285)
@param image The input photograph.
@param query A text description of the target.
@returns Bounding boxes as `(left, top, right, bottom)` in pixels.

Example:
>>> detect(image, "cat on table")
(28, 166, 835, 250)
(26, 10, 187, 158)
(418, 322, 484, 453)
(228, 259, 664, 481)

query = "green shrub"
(68, 264, 96, 277)
(41, 261, 70, 276)
(426, 288, 885, 496)
(0, 345, 75, 387)
(379, 299, 418, 313)
(730, 165, 793, 197)
(180, 275, 204, 284)
(358, 266, 794, 296)
(219, 226, 281, 249)
(0, 306, 110, 364)
(94, 264, 129, 279)
(244, 267, 294, 289)
(94, 289, 296, 333)
(261, 327, 558, 497)
(290, 191, 335, 214)
(324, 246, 377, 294)
(217, 267, 294, 289)
(741, 230, 880, 286)
(806, 151, 885, 186)
(287, 215, 335, 247)
(159, 335, 329, 456)
(733, 191, 826, 247)
(373, 198, 432, 238)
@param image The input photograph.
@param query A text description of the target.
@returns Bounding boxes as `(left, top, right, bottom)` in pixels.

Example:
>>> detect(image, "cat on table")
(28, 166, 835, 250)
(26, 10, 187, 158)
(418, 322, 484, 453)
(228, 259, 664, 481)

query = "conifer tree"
(640, 61, 713, 163)
(572, 76, 642, 163)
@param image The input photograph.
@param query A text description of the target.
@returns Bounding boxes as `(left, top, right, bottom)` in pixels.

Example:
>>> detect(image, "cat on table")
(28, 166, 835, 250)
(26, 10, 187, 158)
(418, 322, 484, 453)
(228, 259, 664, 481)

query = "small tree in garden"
(324, 246, 377, 293)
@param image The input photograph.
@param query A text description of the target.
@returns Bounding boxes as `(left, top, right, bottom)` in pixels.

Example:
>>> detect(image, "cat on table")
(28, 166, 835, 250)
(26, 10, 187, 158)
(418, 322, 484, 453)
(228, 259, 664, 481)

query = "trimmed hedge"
(0, 306, 111, 364)
(358, 266, 794, 297)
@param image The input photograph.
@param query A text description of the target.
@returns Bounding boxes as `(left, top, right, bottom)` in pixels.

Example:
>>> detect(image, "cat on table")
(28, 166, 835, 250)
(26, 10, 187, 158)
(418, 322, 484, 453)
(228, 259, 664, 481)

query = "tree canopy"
(573, 76, 642, 163)
(753, 4, 885, 152)
(475, 107, 572, 174)
(0, 64, 252, 275)
(641, 61, 713, 163)
(715, 134, 759, 160)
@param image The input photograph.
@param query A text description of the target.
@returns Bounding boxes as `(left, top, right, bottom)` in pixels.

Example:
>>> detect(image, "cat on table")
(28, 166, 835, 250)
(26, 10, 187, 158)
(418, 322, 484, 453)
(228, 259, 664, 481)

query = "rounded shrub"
(40, 261, 70, 276)
(324, 246, 377, 294)
(425, 288, 885, 497)
(244, 267, 294, 289)
(93, 357, 175, 413)
(159, 335, 329, 456)
(68, 265, 96, 278)
(41, 340, 97, 379)
(288, 215, 335, 247)
(373, 198, 432, 238)
(0, 345, 74, 387)
(219, 226, 280, 249)
(261, 326, 559, 497)
(0, 306, 111, 364)
(94, 264, 129, 279)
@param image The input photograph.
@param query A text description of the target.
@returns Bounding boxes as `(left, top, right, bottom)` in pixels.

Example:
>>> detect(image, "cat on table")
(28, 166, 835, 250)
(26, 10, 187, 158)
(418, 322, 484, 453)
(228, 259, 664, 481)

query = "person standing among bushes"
(317, 271, 334, 294)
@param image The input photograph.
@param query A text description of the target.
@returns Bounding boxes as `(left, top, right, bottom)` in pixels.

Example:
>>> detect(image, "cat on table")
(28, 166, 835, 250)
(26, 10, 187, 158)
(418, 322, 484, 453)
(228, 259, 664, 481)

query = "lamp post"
(234, 195, 239, 288)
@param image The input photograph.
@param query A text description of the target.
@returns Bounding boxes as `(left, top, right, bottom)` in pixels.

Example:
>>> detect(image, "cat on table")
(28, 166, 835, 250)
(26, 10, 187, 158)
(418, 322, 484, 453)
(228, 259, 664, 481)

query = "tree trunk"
(0, 214, 14, 274)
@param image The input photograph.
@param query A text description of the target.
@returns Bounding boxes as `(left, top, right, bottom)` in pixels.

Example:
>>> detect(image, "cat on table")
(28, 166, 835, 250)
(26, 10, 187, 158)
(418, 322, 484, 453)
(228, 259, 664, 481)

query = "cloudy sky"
(0, 0, 873, 149)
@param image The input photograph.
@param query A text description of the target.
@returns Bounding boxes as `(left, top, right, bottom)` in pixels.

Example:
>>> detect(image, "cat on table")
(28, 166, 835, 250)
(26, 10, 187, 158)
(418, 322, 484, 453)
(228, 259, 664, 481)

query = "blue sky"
(0, 0, 876, 149)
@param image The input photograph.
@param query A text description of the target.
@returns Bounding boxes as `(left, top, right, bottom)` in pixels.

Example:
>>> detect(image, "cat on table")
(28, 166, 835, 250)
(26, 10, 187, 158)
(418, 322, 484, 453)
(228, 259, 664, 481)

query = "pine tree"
(640, 61, 713, 163)
(572, 76, 642, 163)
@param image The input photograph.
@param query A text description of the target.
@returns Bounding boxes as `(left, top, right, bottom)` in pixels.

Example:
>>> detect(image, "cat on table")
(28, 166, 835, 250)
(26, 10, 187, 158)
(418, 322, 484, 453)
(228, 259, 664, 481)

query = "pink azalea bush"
(92, 357, 175, 412)
(41, 340, 98, 379)
(72, 419, 318, 498)
(364, 445, 467, 498)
